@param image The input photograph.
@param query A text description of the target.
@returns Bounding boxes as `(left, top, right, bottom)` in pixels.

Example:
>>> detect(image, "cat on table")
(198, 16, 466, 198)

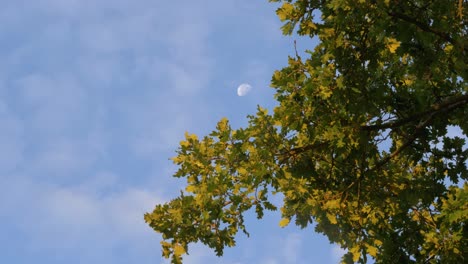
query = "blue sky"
(0, 1, 346, 263)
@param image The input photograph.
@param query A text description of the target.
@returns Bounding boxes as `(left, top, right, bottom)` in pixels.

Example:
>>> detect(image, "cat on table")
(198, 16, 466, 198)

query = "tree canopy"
(145, 1, 467, 263)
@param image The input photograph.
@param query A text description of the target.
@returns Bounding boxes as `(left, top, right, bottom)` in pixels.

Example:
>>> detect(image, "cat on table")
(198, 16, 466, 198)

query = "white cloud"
(166, 62, 211, 96)
(131, 113, 192, 157)
(1, 174, 165, 260)
(16, 73, 88, 137)
(243, 61, 271, 83)
(31, 138, 100, 176)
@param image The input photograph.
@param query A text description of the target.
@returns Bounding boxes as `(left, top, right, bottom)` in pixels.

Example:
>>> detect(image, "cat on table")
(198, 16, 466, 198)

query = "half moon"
(237, 83, 252, 96)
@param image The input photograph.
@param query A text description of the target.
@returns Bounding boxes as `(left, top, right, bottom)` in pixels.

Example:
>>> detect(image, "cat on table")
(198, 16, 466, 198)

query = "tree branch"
(371, 113, 435, 172)
(388, 11, 456, 46)
(370, 93, 467, 172)
(277, 142, 328, 164)
(362, 94, 468, 131)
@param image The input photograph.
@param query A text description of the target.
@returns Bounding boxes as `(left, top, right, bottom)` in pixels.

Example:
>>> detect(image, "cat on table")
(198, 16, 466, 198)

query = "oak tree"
(145, 0, 467, 263)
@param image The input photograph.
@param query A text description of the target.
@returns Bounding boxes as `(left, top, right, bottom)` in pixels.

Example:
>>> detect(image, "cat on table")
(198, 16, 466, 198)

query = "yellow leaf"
(185, 131, 198, 141)
(218, 117, 229, 132)
(233, 185, 240, 195)
(171, 155, 184, 163)
(326, 213, 338, 224)
(237, 167, 248, 175)
(258, 107, 268, 115)
(247, 145, 257, 154)
(173, 244, 186, 256)
(322, 28, 335, 39)
(161, 241, 172, 258)
(324, 199, 340, 209)
(444, 44, 453, 52)
(350, 246, 361, 262)
(403, 78, 414, 86)
(306, 20, 317, 30)
(387, 38, 400, 53)
(257, 190, 264, 198)
(401, 53, 411, 64)
(277, 3, 294, 21)
(279, 218, 290, 227)
(186, 185, 196, 193)
(180, 140, 190, 148)
(319, 85, 332, 99)
(297, 184, 307, 194)
(273, 70, 282, 81)
(367, 244, 378, 257)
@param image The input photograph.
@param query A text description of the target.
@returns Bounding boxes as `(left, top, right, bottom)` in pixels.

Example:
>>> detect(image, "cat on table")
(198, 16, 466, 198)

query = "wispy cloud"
(2, 173, 164, 262)
(0, 0, 317, 263)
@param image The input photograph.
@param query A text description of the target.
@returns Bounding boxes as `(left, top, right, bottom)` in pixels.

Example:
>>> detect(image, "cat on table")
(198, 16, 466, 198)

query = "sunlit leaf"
(279, 218, 290, 227)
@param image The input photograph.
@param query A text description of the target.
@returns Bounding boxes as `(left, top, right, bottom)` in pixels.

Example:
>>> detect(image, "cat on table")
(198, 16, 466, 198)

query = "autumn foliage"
(145, 1, 467, 263)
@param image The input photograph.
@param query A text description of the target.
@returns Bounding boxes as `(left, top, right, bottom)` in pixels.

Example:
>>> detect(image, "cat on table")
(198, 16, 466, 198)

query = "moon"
(237, 83, 252, 96)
